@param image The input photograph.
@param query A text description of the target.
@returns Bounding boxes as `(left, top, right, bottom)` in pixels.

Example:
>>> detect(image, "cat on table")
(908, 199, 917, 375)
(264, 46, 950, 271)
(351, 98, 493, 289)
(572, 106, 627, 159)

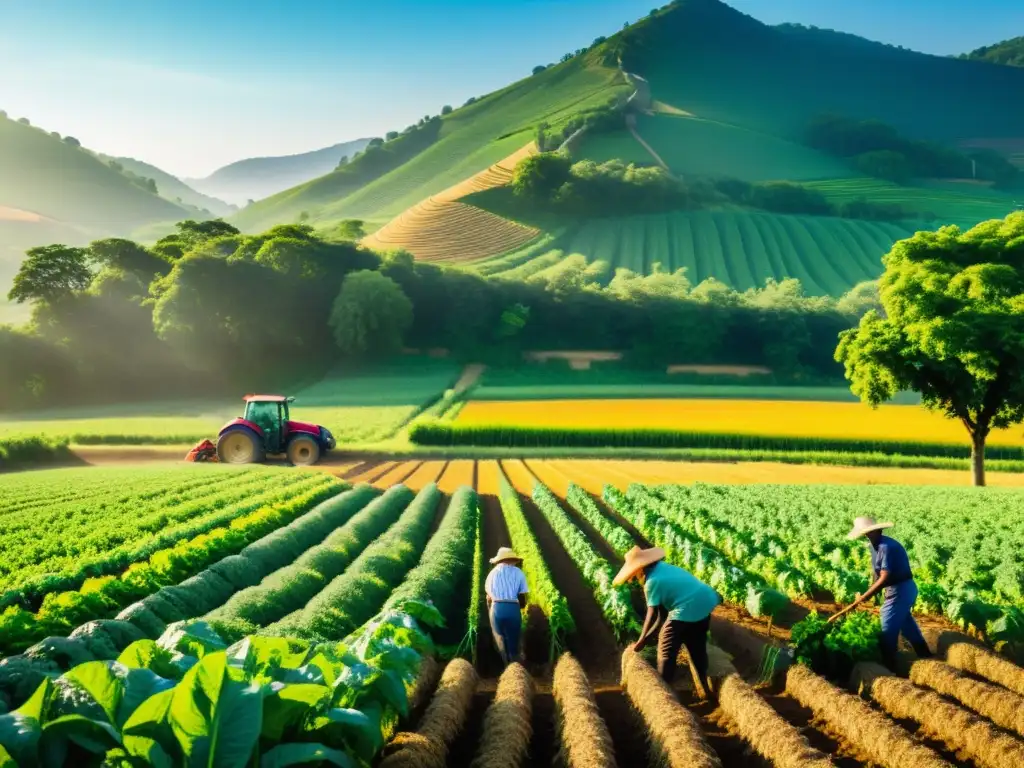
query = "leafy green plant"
(532, 483, 639, 641)
(791, 610, 881, 681)
(496, 470, 575, 658)
(565, 483, 635, 556)
(264, 484, 439, 641)
(0, 480, 345, 655)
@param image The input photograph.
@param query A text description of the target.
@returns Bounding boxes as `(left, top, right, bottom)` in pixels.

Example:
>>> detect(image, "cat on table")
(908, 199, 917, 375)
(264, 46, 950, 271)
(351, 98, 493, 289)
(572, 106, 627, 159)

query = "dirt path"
(595, 685, 656, 768)
(476, 493, 512, 679)
(759, 689, 866, 767)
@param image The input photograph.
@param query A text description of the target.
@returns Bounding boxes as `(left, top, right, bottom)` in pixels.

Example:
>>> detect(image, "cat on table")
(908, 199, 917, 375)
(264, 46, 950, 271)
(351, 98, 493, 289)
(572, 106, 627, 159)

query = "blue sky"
(1, 0, 1021, 178)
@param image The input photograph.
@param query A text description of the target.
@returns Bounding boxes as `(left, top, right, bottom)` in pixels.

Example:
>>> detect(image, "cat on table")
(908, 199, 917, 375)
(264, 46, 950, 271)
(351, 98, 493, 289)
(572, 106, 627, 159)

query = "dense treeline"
(805, 113, 1021, 188)
(511, 153, 919, 221)
(1, 219, 877, 410)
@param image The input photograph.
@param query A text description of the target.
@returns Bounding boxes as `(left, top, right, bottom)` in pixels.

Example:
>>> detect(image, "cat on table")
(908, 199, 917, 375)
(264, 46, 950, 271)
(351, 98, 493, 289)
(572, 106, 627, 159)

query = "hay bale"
(787, 664, 949, 768)
(719, 674, 831, 768)
(471, 663, 534, 768)
(407, 656, 442, 715)
(946, 642, 1024, 697)
(910, 659, 1024, 739)
(381, 658, 479, 768)
(620, 649, 721, 768)
(553, 653, 617, 768)
(852, 662, 1024, 768)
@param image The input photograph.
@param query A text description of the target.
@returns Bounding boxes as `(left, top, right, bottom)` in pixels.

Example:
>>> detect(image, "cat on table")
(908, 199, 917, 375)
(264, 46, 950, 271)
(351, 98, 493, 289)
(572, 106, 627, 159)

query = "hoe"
(199, 394, 336, 466)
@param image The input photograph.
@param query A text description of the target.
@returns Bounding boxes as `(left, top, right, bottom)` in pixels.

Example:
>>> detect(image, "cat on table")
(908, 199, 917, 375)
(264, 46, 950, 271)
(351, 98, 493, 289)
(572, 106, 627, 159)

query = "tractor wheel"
(217, 427, 264, 464)
(287, 434, 321, 466)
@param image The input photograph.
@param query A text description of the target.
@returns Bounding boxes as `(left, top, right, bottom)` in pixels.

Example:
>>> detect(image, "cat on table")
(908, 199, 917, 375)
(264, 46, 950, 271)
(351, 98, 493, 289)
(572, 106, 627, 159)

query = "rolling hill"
(234, 0, 1024, 296)
(961, 36, 1024, 67)
(187, 139, 372, 206)
(97, 154, 236, 217)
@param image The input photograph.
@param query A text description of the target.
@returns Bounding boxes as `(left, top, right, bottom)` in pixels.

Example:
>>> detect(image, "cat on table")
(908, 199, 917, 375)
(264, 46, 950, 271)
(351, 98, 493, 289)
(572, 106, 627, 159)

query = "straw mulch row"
(852, 662, 1024, 768)
(552, 653, 617, 768)
(946, 642, 1024, 697)
(718, 674, 832, 768)
(910, 659, 1024, 739)
(786, 664, 951, 768)
(471, 662, 535, 768)
(620, 648, 722, 768)
(381, 658, 480, 768)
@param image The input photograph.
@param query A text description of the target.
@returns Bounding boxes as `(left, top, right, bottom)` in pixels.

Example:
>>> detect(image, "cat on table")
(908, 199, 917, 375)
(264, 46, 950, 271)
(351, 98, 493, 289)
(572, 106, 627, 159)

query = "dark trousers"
(657, 615, 711, 684)
(489, 601, 522, 666)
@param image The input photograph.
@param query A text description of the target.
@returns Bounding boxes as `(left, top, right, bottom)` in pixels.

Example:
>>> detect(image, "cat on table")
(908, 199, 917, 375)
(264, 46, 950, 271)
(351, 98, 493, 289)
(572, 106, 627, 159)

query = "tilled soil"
(760, 688, 867, 767)
(446, 690, 494, 768)
(529, 690, 558, 768)
(477, 494, 512, 680)
(683, 692, 772, 768)
(595, 687, 655, 768)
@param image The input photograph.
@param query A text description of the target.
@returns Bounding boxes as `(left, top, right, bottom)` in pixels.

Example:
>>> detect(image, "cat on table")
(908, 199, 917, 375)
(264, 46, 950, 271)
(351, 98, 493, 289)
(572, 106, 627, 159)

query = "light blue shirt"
(645, 561, 720, 622)
(486, 563, 528, 601)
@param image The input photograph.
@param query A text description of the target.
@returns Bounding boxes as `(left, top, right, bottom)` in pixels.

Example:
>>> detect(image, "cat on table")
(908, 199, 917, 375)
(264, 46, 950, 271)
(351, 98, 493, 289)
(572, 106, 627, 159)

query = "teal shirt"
(644, 561, 720, 622)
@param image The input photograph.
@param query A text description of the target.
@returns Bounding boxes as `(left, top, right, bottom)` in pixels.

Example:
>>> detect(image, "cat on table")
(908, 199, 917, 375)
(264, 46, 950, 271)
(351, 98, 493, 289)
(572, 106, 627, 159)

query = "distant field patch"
(474, 209, 911, 295)
(582, 114, 854, 181)
(454, 398, 1024, 448)
(805, 178, 1017, 228)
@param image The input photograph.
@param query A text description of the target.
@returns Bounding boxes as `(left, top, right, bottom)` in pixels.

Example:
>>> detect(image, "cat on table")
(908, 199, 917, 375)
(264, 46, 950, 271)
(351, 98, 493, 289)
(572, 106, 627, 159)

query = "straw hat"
(612, 546, 666, 586)
(846, 516, 894, 540)
(489, 546, 523, 565)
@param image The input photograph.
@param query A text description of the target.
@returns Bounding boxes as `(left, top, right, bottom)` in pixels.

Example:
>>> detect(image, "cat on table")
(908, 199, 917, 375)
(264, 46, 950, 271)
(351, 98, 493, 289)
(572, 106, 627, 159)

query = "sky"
(1, 0, 1022, 178)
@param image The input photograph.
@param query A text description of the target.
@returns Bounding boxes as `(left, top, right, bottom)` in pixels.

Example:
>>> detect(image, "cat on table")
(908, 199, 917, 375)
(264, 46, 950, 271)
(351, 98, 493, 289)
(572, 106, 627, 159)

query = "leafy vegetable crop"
(791, 610, 881, 680)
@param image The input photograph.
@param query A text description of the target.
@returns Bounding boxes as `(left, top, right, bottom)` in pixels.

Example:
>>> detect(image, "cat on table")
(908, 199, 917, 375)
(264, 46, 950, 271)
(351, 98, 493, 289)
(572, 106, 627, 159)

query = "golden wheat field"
(454, 398, 1024, 447)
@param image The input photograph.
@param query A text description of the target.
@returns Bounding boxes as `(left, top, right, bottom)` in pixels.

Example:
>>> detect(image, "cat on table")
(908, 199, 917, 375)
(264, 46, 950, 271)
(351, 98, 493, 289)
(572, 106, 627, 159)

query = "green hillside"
(619, 1, 1024, 142)
(0, 115, 189, 232)
(961, 37, 1024, 67)
(98, 154, 236, 217)
(473, 210, 912, 296)
(233, 56, 630, 231)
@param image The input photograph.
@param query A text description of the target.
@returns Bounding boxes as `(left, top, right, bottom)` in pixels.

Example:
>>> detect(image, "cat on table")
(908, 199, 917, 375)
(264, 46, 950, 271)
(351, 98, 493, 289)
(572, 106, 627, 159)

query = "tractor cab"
(216, 394, 336, 466)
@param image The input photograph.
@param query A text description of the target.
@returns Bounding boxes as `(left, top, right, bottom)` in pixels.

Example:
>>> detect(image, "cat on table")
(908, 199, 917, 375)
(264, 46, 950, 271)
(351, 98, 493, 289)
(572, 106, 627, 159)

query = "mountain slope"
(99, 154, 236, 217)
(232, 55, 629, 231)
(961, 37, 1024, 67)
(616, 0, 1024, 143)
(0, 115, 189, 233)
(187, 139, 371, 205)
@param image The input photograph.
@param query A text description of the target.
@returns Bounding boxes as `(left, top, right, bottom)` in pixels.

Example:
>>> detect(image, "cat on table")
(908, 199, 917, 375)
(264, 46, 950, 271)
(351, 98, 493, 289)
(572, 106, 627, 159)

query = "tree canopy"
(329, 270, 413, 357)
(836, 212, 1024, 485)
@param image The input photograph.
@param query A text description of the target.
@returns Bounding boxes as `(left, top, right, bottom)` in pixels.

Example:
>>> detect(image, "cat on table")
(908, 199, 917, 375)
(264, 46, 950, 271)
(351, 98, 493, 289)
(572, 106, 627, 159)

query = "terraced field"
(3, 459, 1023, 767)
(362, 143, 541, 262)
(473, 210, 912, 295)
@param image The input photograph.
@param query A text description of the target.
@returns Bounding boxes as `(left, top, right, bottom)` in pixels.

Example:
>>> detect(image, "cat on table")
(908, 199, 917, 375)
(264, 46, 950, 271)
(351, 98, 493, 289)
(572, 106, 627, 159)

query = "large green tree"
(836, 213, 1024, 486)
(8, 245, 91, 305)
(329, 270, 412, 358)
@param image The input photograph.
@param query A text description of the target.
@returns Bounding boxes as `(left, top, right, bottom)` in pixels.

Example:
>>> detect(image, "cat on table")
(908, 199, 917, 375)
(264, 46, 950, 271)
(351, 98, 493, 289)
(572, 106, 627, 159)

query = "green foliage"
(329, 270, 413, 358)
(565, 484, 636, 556)
(263, 485, 437, 641)
(408, 420, 1024, 460)
(0, 467, 334, 610)
(531, 483, 640, 641)
(0, 436, 69, 469)
(961, 36, 1024, 67)
(8, 245, 92, 305)
(496, 470, 575, 657)
(603, 485, 789, 619)
(836, 212, 1024, 484)
(0, 478, 343, 655)
(791, 610, 882, 679)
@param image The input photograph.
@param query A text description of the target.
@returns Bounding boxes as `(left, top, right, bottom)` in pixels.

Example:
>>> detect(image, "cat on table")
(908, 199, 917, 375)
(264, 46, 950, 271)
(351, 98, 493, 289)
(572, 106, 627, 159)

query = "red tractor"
(216, 395, 336, 466)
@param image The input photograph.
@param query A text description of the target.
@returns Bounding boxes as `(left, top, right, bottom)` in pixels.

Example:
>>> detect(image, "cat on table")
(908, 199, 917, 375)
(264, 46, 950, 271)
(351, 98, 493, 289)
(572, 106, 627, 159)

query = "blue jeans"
(489, 601, 522, 666)
(880, 581, 925, 661)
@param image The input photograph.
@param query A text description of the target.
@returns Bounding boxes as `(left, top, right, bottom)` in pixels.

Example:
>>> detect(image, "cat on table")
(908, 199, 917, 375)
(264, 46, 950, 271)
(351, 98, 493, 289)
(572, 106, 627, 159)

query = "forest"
(1, 219, 873, 409)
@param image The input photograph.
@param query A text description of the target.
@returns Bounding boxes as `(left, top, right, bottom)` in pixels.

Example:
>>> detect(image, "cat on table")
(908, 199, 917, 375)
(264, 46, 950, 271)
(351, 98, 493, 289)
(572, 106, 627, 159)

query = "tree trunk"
(971, 432, 986, 487)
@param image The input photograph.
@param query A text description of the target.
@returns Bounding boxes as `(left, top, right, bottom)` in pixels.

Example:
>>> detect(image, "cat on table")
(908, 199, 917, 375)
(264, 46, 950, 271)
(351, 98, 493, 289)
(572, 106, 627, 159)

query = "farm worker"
(485, 546, 529, 667)
(614, 545, 720, 697)
(830, 517, 933, 670)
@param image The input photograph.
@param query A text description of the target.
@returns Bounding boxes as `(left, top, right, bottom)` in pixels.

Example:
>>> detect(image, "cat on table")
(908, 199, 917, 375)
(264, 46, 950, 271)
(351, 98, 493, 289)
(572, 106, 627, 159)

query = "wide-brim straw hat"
(846, 516, 894, 540)
(489, 546, 523, 565)
(612, 546, 666, 586)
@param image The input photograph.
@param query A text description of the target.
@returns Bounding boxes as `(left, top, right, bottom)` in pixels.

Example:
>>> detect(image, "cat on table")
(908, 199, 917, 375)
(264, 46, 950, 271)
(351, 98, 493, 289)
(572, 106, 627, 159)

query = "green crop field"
(583, 114, 855, 181)
(805, 178, 1019, 229)
(475, 209, 912, 295)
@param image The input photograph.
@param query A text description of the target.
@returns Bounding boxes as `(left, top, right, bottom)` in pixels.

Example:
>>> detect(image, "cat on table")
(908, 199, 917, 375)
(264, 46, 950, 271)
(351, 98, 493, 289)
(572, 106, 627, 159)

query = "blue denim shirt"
(871, 535, 914, 599)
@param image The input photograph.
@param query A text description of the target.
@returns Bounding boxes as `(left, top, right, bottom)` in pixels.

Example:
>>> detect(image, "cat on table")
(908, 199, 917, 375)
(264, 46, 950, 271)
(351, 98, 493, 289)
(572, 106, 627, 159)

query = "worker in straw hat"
(485, 546, 529, 667)
(829, 517, 933, 669)
(613, 545, 721, 697)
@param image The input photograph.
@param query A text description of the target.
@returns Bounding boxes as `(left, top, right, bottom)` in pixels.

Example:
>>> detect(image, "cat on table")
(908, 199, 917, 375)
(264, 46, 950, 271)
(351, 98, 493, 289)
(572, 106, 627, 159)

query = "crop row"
(409, 420, 1024, 460)
(0, 467, 330, 607)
